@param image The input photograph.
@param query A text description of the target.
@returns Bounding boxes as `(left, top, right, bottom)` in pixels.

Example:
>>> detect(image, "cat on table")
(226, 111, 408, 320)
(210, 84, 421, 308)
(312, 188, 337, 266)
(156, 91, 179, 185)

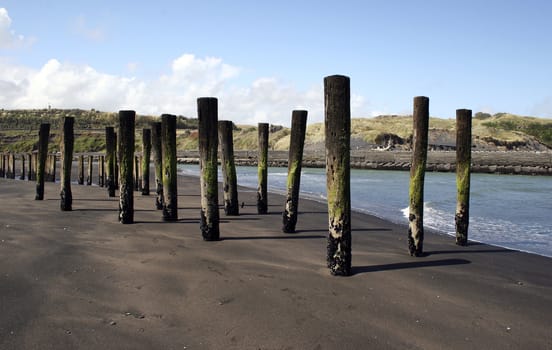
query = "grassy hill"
(0, 109, 551, 153)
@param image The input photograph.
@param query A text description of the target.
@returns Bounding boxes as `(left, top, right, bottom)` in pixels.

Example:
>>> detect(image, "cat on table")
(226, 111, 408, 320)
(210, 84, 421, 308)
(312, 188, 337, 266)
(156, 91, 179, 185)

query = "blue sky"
(0, 0, 551, 125)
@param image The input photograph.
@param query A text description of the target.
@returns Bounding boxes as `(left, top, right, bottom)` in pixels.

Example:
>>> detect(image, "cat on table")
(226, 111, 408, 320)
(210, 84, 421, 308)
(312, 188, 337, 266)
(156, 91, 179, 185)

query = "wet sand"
(0, 174, 551, 349)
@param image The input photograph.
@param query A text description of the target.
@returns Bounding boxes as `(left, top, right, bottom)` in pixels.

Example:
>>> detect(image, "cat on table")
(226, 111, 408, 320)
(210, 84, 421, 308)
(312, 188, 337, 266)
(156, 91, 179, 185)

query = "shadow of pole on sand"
(352, 258, 471, 275)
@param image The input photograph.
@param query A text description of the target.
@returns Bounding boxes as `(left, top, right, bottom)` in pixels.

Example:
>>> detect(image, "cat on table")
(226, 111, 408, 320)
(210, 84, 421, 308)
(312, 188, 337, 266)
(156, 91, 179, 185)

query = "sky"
(0, 0, 551, 126)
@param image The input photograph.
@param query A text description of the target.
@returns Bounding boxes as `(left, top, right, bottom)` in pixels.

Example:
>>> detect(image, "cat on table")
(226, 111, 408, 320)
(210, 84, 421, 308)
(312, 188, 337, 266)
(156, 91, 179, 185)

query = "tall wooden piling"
(408, 96, 430, 257)
(151, 122, 163, 210)
(114, 132, 119, 188)
(105, 127, 116, 197)
(218, 120, 239, 215)
(161, 114, 178, 221)
(60, 117, 74, 211)
(77, 155, 84, 185)
(0, 154, 4, 177)
(35, 123, 50, 200)
(141, 129, 151, 195)
(257, 123, 269, 214)
(87, 155, 93, 185)
(455, 109, 472, 246)
(118, 110, 135, 224)
(49, 154, 56, 182)
(27, 153, 32, 181)
(9, 153, 15, 179)
(134, 155, 140, 191)
(198, 98, 220, 240)
(324, 75, 352, 276)
(98, 155, 105, 187)
(19, 154, 25, 180)
(31, 152, 37, 181)
(282, 110, 308, 233)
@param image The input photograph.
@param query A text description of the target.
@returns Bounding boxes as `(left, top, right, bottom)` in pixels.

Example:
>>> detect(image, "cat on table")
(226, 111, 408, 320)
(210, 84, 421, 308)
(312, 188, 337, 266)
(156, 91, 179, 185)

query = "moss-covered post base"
(118, 110, 135, 224)
(408, 96, 429, 257)
(455, 109, 472, 246)
(141, 128, 151, 195)
(35, 123, 50, 200)
(151, 122, 164, 210)
(60, 117, 74, 211)
(161, 114, 178, 221)
(218, 120, 239, 215)
(198, 98, 220, 240)
(324, 75, 352, 276)
(282, 110, 308, 233)
(257, 123, 269, 214)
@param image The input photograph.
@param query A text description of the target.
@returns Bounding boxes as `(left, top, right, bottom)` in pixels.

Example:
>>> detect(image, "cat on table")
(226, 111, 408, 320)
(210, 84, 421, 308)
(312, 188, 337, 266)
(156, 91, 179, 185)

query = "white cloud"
(0, 8, 32, 48)
(0, 53, 371, 126)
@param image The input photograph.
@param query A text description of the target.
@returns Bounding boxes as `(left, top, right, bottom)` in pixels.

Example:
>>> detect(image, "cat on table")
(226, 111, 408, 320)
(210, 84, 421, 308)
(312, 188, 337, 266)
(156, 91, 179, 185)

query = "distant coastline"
(178, 150, 552, 176)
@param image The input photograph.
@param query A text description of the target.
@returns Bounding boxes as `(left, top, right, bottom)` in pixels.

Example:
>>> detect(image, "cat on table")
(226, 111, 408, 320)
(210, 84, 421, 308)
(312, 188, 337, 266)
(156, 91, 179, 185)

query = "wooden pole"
(257, 123, 269, 214)
(0, 154, 4, 177)
(455, 109, 472, 246)
(105, 127, 116, 197)
(114, 132, 119, 188)
(60, 117, 74, 211)
(27, 153, 32, 181)
(151, 122, 164, 210)
(218, 120, 239, 215)
(77, 155, 84, 185)
(31, 152, 37, 181)
(9, 153, 15, 179)
(161, 114, 177, 221)
(134, 155, 140, 191)
(198, 97, 220, 240)
(141, 129, 152, 195)
(87, 155, 93, 185)
(98, 155, 105, 187)
(35, 123, 50, 200)
(19, 154, 25, 180)
(282, 110, 308, 233)
(324, 75, 352, 276)
(118, 110, 135, 224)
(50, 154, 56, 182)
(408, 96, 430, 257)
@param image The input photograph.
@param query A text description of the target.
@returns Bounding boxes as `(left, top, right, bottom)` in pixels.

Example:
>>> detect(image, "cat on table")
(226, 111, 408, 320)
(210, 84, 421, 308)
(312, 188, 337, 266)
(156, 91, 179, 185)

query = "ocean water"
(178, 164, 552, 258)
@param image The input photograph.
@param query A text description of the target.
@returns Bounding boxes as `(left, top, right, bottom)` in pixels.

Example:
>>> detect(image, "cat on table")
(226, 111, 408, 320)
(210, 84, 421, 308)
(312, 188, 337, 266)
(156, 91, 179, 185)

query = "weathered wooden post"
(98, 155, 105, 187)
(118, 110, 135, 224)
(455, 109, 472, 246)
(151, 122, 163, 210)
(49, 154, 56, 182)
(105, 127, 116, 197)
(60, 117, 74, 211)
(324, 75, 352, 276)
(9, 153, 15, 179)
(19, 154, 25, 180)
(141, 129, 151, 195)
(35, 123, 50, 200)
(282, 110, 308, 233)
(27, 153, 32, 181)
(31, 152, 37, 181)
(87, 155, 93, 185)
(114, 132, 119, 188)
(257, 123, 269, 214)
(134, 155, 141, 191)
(161, 114, 178, 221)
(198, 98, 220, 240)
(408, 96, 430, 257)
(218, 120, 239, 215)
(77, 155, 84, 185)
(0, 154, 5, 177)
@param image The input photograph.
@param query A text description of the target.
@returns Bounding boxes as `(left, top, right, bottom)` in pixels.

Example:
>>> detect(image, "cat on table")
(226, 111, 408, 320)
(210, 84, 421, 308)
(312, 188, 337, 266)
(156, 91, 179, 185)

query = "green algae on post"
(282, 110, 308, 233)
(151, 121, 164, 210)
(118, 110, 135, 224)
(60, 117, 74, 211)
(198, 97, 220, 240)
(35, 123, 50, 200)
(257, 122, 269, 214)
(218, 120, 239, 216)
(408, 96, 429, 257)
(324, 75, 352, 276)
(161, 114, 178, 221)
(455, 109, 472, 246)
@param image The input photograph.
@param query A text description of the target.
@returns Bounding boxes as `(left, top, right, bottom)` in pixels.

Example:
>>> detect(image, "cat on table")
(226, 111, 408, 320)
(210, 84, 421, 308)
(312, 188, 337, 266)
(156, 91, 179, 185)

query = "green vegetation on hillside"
(1, 109, 551, 153)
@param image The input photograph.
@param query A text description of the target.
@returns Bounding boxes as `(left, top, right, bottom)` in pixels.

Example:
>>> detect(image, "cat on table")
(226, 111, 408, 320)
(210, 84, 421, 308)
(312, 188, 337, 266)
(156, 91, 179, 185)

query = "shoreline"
(1, 172, 551, 349)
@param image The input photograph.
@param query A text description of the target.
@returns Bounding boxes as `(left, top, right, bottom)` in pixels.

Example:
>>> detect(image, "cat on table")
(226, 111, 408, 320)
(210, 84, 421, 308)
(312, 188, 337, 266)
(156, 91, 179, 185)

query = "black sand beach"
(0, 174, 551, 349)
